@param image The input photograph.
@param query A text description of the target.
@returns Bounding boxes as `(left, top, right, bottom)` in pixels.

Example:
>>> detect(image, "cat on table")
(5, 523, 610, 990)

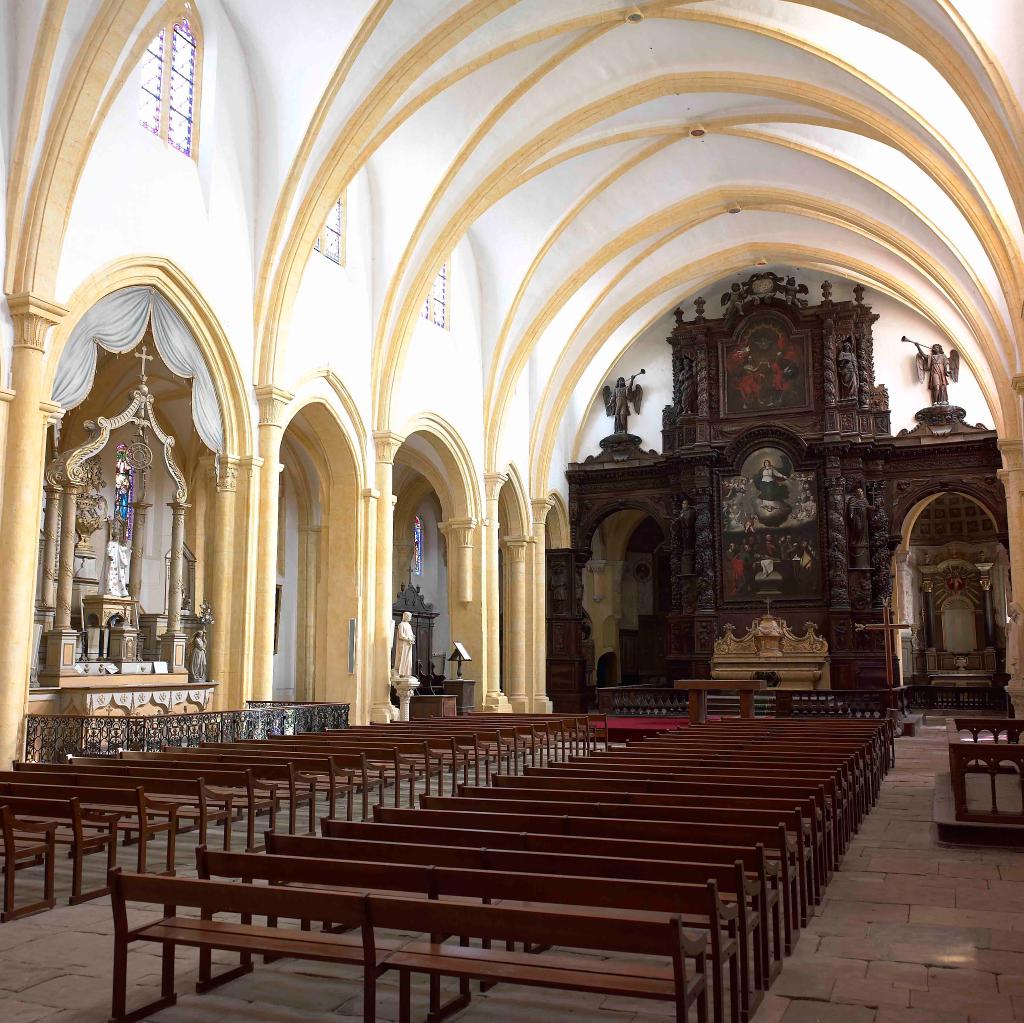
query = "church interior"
(2, 2, 1024, 1022)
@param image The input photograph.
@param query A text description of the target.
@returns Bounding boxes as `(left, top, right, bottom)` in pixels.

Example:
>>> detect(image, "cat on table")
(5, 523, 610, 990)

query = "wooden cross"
(854, 598, 914, 689)
(135, 344, 153, 382)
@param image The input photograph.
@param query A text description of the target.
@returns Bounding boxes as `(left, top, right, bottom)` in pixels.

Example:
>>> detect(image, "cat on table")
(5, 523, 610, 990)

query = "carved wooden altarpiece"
(550, 274, 1005, 711)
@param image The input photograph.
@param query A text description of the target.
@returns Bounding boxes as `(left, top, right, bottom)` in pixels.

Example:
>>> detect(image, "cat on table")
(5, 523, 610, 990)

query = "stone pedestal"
(1008, 682, 1024, 719)
(159, 631, 189, 674)
(392, 673, 420, 722)
(39, 627, 80, 679)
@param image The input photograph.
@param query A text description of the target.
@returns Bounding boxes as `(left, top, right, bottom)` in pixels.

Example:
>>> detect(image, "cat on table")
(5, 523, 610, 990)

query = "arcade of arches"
(0, 0, 1023, 773)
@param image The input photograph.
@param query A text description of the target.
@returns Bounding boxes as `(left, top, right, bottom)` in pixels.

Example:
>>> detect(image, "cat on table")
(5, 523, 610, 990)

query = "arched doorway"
(894, 491, 1009, 686)
(275, 401, 361, 709)
(583, 510, 670, 689)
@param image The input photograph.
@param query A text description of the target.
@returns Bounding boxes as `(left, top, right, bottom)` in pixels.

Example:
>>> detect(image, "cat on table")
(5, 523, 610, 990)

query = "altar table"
(673, 678, 766, 724)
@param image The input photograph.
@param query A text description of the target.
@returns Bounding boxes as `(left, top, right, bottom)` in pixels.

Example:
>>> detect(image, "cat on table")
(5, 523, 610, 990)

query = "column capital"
(213, 455, 242, 493)
(254, 385, 294, 427)
(372, 430, 405, 464)
(483, 472, 508, 502)
(6, 292, 68, 351)
(504, 537, 530, 562)
(439, 517, 477, 545)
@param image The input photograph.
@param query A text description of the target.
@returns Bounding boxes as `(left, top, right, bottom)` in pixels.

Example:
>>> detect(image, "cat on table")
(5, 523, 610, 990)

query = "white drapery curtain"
(51, 286, 224, 454)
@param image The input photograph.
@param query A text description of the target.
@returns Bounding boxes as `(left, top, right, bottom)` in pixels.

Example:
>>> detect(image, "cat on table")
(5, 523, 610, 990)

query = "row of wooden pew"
(105, 715, 892, 1023)
(0, 713, 592, 920)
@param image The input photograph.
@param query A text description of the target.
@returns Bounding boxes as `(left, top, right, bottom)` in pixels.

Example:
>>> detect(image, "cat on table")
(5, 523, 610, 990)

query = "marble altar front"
(711, 612, 831, 689)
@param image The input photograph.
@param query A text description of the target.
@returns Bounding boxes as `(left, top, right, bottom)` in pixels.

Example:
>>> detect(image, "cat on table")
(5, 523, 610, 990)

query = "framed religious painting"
(719, 312, 811, 417)
(720, 446, 822, 602)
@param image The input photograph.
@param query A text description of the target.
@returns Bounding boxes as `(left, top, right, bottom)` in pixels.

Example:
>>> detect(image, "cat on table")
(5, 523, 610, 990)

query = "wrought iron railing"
(906, 685, 1008, 714)
(22, 703, 350, 763)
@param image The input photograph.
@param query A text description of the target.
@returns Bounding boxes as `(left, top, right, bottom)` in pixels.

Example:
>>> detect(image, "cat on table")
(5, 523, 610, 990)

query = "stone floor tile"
(874, 1010, 967, 1023)
(751, 994, 790, 1023)
(831, 977, 909, 1008)
(939, 862, 1001, 880)
(780, 1000, 875, 1022)
(865, 962, 928, 990)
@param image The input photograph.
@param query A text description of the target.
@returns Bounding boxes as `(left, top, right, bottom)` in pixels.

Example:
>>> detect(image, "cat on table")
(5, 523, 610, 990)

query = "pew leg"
(398, 969, 411, 1023)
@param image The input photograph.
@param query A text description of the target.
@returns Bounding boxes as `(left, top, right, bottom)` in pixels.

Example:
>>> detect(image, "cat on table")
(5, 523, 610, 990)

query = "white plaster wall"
(57, 1, 258, 380)
(410, 496, 449, 674)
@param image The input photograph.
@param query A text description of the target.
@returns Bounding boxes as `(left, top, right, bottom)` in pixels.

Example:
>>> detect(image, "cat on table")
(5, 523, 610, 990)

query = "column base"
(40, 627, 81, 677)
(371, 701, 399, 723)
(508, 695, 531, 713)
(482, 691, 512, 712)
(531, 695, 553, 713)
(1008, 683, 1024, 719)
(158, 631, 189, 674)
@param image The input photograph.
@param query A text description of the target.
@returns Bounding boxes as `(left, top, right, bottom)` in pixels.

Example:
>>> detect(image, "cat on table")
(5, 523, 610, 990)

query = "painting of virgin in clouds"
(721, 447, 821, 601)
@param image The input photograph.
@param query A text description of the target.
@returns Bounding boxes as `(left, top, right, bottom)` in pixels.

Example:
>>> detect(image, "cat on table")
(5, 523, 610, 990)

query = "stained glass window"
(413, 516, 423, 576)
(422, 261, 448, 328)
(138, 8, 201, 158)
(314, 196, 346, 265)
(114, 443, 134, 541)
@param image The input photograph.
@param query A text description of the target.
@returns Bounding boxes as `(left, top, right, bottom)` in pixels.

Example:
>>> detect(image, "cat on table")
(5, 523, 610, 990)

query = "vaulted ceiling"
(5, 0, 1023, 492)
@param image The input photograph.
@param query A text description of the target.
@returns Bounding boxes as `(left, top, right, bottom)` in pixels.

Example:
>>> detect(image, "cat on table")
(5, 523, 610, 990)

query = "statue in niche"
(837, 337, 859, 401)
(677, 354, 695, 414)
(602, 370, 645, 434)
(1007, 602, 1024, 685)
(677, 497, 697, 574)
(846, 484, 871, 569)
(105, 516, 131, 598)
(904, 336, 959, 405)
(393, 610, 415, 679)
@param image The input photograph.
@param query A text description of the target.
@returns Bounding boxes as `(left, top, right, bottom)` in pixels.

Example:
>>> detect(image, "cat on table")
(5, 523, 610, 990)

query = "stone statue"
(677, 497, 696, 575)
(188, 629, 207, 683)
(602, 370, 645, 434)
(677, 354, 694, 414)
(904, 336, 959, 405)
(1007, 602, 1024, 684)
(837, 337, 859, 401)
(846, 485, 870, 569)
(105, 516, 131, 598)
(393, 610, 415, 679)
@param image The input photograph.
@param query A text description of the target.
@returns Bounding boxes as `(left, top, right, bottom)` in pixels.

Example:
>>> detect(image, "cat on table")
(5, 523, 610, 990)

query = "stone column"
(252, 386, 292, 701)
(439, 517, 476, 604)
(360, 486, 380, 723)
(482, 472, 511, 711)
(979, 573, 996, 648)
(127, 496, 151, 604)
(504, 537, 530, 712)
(530, 499, 553, 712)
(372, 432, 403, 722)
(297, 525, 320, 701)
(54, 486, 79, 630)
(40, 484, 61, 611)
(159, 500, 190, 672)
(208, 458, 239, 708)
(922, 580, 936, 649)
(0, 295, 66, 763)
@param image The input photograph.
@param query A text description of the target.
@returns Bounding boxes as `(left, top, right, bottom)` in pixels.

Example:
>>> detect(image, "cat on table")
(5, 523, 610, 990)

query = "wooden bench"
(0, 782, 175, 874)
(0, 803, 56, 921)
(265, 831, 763, 1020)
(0, 794, 119, 909)
(198, 846, 737, 1023)
(109, 869, 708, 1023)
(320, 817, 782, 982)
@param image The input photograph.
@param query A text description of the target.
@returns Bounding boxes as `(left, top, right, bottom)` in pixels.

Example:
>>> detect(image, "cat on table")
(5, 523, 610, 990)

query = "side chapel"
(546, 273, 1005, 711)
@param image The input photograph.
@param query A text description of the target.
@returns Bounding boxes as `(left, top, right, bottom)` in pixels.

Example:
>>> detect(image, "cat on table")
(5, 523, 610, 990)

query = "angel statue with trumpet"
(902, 335, 959, 405)
(603, 369, 645, 434)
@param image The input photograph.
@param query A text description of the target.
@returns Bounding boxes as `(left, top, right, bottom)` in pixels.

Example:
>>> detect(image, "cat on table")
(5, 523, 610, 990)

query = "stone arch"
(545, 492, 570, 549)
(45, 257, 252, 459)
(278, 394, 365, 714)
(396, 412, 482, 522)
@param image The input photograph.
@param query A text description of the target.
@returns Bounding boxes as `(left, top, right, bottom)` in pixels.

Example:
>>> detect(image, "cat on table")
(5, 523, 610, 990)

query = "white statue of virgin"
(105, 517, 131, 598)
(1007, 601, 1024, 684)
(393, 610, 415, 679)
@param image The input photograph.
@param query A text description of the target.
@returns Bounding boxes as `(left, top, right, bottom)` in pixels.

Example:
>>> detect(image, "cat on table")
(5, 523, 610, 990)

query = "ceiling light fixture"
(625, 7, 644, 23)
(689, 127, 706, 138)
